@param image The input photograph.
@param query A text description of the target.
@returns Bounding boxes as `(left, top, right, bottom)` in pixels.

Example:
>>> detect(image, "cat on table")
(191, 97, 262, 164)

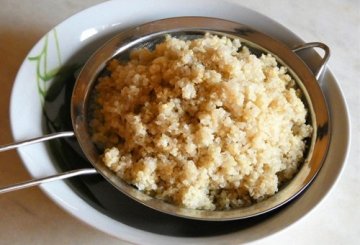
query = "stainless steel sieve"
(0, 17, 331, 221)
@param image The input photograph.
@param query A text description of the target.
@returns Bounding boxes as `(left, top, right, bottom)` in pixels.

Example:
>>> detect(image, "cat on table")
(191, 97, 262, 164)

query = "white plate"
(10, 0, 350, 244)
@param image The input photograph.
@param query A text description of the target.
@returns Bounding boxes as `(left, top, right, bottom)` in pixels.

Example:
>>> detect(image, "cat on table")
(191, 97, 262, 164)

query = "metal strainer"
(0, 17, 330, 220)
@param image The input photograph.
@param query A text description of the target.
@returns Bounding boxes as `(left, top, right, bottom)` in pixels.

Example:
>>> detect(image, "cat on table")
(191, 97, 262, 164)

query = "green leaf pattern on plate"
(28, 29, 62, 102)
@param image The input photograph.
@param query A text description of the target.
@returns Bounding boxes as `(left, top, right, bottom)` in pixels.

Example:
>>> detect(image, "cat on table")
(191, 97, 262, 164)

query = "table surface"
(0, 0, 359, 244)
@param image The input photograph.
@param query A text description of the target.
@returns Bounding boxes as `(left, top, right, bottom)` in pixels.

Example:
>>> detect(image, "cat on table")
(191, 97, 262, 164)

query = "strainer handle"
(0, 131, 75, 152)
(0, 168, 97, 194)
(0, 131, 97, 194)
(291, 42, 330, 80)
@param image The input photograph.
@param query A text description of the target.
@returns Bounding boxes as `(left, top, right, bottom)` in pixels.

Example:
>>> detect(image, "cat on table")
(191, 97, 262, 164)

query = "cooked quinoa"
(90, 34, 312, 210)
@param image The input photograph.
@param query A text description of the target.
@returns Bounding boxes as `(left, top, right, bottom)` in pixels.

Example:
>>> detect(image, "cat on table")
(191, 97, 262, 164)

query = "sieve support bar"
(291, 42, 330, 81)
(0, 131, 75, 152)
(0, 168, 98, 194)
